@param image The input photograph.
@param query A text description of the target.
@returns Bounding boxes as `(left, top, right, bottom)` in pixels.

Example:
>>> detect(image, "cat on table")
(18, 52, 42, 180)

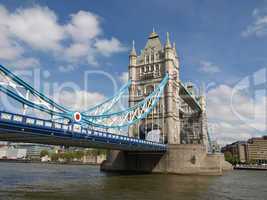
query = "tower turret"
(164, 32, 172, 49)
(129, 40, 137, 82)
(163, 32, 180, 144)
(199, 95, 206, 112)
(129, 40, 137, 65)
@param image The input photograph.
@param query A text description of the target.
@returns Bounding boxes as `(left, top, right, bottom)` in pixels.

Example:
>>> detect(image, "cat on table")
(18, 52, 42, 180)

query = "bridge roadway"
(0, 111, 166, 152)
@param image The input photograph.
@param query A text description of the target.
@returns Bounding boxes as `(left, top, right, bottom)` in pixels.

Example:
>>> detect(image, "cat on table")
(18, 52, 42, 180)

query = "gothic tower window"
(146, 55, 149, 63)
(151, 54, 154, 62)
(156, 64, 160, 73)
(156, 53, 160, 60)
(146, 66, 149, 72)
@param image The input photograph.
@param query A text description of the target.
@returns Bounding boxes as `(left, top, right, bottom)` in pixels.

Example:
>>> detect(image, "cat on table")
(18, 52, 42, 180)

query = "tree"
(73, 151, 84, 160)
(224, 151, 233, 164)
(51, 153, 59, 161)
(40, 149, 49, 158)
(224, 151, 241, 165)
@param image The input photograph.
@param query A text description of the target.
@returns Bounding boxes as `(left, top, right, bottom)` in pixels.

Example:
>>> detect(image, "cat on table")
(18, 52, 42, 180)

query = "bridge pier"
(101, 144, 232, 175)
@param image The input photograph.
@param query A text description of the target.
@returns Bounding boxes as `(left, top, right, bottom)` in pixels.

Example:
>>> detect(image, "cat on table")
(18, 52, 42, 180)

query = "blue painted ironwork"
(81, 74, 169, 128)
(82, 80, 131, 116)
(0, 64, 74, 125)
(0, 64, 169, 130)
(0, 64, 170, 150)
(0, 111, 167, 151)
(0, 65, 70, 113)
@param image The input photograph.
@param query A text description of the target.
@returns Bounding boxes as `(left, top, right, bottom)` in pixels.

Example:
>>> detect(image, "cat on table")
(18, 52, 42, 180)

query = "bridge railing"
(0, 111, 166, 149)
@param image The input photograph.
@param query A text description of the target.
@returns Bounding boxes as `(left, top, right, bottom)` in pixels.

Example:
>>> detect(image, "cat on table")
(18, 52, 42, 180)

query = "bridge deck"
(0, 111, 166, 152)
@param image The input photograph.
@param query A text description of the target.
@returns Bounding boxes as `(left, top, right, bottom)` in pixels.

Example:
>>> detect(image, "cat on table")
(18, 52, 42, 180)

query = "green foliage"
(51, 153, 59, 161)
(224, 151, 232, 162)
(73, 151, 84, 159)
(249, 160, 257, 165)
(85, 149, 107, 156)
(224, 151, 240, 165)
(45, 148, 106, 162)
(40, 149, 49, 158)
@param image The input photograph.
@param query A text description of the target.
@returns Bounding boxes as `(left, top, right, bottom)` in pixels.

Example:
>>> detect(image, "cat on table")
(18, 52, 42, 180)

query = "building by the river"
(12, 143, 53, 160)
(222, 136, 267, 164)
(0, 143, 53, 160)
(222, 141, 247, 163)
(0, 147, 27, 159)
(247, 136, 267, 164)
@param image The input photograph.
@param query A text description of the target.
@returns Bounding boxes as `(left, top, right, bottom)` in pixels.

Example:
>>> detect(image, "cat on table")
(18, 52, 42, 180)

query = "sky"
(0, 0, 266, 145)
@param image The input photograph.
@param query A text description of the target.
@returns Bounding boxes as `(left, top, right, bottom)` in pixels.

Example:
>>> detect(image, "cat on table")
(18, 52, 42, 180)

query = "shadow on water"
(0, 162, 266, 200)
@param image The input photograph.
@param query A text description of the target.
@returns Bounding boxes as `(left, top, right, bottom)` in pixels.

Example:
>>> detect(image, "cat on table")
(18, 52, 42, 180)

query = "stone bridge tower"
(128, 30, 180, 144)
(101, 31, 228, 175)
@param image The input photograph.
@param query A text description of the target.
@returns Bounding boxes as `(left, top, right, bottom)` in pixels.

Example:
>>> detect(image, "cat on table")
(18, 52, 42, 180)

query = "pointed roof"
(130, 40, 137, 56)
(173, 42, 178, 58)
(149, 28, 159, 39)
(165, 32, 172, 49)
(143, 30, 162, 53)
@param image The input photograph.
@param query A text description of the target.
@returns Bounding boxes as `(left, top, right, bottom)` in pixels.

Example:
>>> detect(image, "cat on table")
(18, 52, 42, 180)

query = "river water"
(0, 162, 266, 200)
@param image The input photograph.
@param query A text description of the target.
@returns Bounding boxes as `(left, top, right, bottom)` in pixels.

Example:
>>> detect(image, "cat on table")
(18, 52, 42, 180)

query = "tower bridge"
(0, 31, 230, 175)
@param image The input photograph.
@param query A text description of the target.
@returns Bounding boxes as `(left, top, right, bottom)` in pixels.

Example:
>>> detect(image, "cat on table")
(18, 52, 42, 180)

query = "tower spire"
(165, 32, 172, 49)
(130, 40, 137, 56)
(132, 40, 135, 49)
(148, 30, 159, 39)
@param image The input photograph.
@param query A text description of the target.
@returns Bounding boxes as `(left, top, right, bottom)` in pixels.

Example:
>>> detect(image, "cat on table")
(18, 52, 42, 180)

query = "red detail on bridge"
(73, 112, 81, 122)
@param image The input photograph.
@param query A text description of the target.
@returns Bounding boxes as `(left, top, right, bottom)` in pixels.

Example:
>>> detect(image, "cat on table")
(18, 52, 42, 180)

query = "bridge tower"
(101, 31, 230, 175)
(128, 30, 180, 144)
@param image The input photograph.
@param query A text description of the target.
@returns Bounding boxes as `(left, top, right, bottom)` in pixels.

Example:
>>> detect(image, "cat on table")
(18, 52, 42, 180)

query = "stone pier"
(101, 144, 232, 175)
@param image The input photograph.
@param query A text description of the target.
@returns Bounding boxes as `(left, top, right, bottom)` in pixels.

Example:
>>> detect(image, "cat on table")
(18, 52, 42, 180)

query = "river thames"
(0, 162, 266, 200)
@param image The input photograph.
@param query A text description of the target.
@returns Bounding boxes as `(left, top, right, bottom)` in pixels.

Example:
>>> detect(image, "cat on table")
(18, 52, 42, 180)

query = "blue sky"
(2, 0, 266, 84)
(0, 0, 266, 144)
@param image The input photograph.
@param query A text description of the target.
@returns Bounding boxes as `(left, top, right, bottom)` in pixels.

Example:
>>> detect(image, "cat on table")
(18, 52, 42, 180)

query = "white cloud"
(87, 53, 99, 66)
(55, 90, 105, 111)
(65, 10, 101, 42)
(64, 43, 90, 61)
(199, 60, 220, 74)
(119, 72, 128, 84)
(0, 32, 24, 60)
(206, 82, 266, 145)
(242, 17, 267, 37)
(0, 6, 24, 60)
(242, 8, 267, 37)
(0, 5, 127, 68)
(207, 85, 238, 122)
(8, 6, 64, 51)
(95, 37, 127, 57)
(209, 121, 253, 145)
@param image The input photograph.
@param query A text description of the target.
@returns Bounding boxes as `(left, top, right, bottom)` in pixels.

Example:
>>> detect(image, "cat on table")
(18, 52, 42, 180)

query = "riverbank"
(0, 159, 101, 166)
(234, 165, 267, 171)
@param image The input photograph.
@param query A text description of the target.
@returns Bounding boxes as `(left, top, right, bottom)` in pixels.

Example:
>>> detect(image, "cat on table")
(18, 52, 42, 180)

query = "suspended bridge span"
(0, 111, 166, 152)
